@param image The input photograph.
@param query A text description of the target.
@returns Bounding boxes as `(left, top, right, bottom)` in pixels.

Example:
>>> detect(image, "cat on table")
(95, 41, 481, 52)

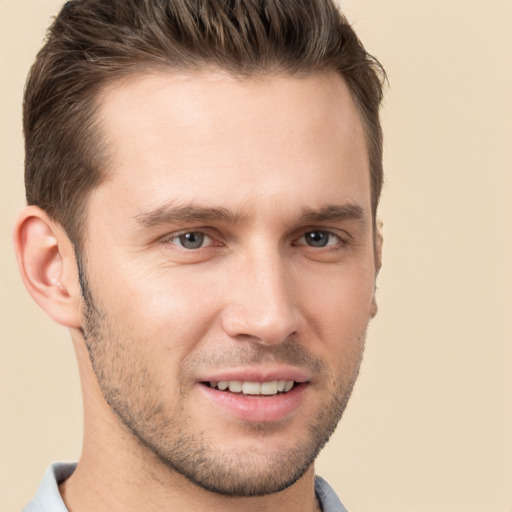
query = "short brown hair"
(24, 0, 386, 246)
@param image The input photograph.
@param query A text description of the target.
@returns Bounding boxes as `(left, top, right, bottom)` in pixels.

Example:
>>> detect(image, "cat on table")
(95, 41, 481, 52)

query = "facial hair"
(77, 255, 366, 497)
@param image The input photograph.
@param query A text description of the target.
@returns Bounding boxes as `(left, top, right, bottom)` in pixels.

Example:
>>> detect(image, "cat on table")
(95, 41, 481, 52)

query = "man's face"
(79, 71, 378, 496)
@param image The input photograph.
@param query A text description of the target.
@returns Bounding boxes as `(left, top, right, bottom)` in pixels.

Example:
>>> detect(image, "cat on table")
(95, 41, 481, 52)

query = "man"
(15, 0, 385, 511)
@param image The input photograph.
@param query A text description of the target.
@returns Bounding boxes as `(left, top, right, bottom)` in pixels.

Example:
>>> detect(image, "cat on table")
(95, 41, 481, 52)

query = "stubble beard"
(77, 257, 366, 497)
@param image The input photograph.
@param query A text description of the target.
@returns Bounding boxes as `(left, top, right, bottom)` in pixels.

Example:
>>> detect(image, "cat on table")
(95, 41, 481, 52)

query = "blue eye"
(173, 232, 209, 249)
(299, 231, 339, 248)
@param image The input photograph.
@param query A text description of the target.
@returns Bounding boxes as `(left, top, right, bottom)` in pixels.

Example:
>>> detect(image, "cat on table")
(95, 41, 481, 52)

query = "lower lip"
(198, 383, 307, 423)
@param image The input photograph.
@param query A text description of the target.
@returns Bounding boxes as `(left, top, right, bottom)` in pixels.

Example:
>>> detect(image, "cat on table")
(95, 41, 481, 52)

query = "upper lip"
(198, 366, 311, 384)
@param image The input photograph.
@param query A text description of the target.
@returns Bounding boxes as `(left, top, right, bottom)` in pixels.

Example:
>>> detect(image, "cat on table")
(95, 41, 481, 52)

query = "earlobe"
(14, 206, 83, 328)
(370, 292, 379, 319)
(374, 218, 383, 274)
(370, 218, 384, 319)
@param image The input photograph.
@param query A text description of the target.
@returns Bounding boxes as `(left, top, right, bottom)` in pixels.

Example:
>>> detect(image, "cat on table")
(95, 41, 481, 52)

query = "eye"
(296, 230, 340, 248)
(168, 231, 212, 250)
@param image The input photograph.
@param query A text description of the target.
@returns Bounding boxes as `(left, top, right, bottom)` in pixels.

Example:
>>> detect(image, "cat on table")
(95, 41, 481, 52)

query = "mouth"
(203, 380, 297, 396)
(198, 374, 309, 422)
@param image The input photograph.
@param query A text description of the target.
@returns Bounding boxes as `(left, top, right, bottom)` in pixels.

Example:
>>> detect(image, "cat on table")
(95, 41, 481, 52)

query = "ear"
(14, 205, 83, 328)
(370, 218, 384, 319)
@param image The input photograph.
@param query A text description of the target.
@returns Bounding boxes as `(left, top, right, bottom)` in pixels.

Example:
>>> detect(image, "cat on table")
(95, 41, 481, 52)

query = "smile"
(198, 374, 309, 421)
(207, 380, 295, 395)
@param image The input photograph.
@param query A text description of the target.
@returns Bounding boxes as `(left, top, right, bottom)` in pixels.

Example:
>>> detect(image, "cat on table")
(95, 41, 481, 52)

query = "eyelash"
(293, 230, 344, 249)
(164, 231, 216, 250)
(163, 229, 347, 251)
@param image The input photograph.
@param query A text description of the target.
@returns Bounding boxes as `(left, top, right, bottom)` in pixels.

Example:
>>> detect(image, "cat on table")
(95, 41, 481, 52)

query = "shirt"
(23, 462, 348, 512)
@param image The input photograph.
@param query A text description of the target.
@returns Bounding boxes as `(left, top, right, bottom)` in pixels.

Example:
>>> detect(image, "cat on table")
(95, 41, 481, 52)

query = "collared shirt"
(23, 462, 348, 512)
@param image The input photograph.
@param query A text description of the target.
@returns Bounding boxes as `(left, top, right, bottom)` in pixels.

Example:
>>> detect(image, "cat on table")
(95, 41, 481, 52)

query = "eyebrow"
(300, 204, 366, 224)
(135, 201, 366, 229)
(135, 203, 248, 228)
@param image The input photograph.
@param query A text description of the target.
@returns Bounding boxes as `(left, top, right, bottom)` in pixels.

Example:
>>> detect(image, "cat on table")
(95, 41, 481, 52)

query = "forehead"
(91, 70, 370, 222)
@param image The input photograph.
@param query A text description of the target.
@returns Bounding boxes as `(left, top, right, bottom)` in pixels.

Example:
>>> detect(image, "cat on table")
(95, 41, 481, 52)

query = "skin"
(15, 70, 381, 512)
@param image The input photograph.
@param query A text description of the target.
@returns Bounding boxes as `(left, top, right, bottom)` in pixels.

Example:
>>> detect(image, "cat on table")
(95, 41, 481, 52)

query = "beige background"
(1, 1, 511, 511)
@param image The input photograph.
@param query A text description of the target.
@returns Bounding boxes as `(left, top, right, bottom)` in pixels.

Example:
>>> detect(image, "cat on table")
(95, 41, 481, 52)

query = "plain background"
(1, 1, 511, 511)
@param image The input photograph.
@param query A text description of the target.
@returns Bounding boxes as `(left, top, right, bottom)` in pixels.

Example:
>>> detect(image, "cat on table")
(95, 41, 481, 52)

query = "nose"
(221, 249, 300, 345)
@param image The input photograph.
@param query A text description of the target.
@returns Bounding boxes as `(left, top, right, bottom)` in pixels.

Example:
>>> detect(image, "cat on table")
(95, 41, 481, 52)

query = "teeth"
(284, 381, 294, 392)
(208, 380, 295, 395)
(261, 381, 278, 395)
(228, 380, 243, 393)
(242, 381, 261, 394)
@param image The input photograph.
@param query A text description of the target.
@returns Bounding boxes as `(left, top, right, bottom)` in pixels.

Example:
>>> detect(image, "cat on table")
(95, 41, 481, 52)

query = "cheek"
(300, 263, 375, 333)
(297, 264, 373, 385)
(94, 262, 223, 348)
